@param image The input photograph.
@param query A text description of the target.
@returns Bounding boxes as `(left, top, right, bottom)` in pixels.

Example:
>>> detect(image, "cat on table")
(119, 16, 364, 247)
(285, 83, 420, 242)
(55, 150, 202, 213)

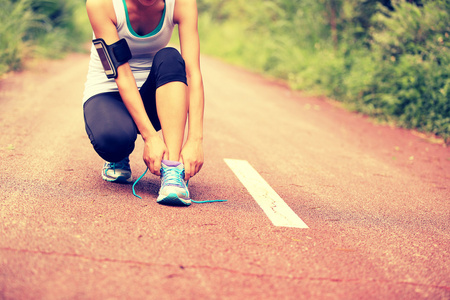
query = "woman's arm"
(86, 0, 168, 175)
(174, 0, 205, 180)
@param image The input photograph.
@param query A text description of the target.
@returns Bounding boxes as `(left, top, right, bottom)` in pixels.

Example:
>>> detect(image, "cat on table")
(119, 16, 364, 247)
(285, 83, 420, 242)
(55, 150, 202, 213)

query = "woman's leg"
(138, 48, 191, 204)
(156, 82, 188, 161)
(83, 92, 138, 163)
(140, 47, 188, 162)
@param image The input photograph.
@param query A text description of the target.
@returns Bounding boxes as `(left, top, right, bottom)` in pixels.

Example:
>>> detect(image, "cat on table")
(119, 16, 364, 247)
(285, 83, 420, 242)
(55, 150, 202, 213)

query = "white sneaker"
(102, 157, 133, 183)
(156, 160, 191, 206)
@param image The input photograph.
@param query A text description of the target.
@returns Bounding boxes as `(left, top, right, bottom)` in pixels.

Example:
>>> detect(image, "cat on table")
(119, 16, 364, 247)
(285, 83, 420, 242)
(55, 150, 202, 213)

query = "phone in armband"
(93, 38, 132, 79)
(94, 39, 116, 79)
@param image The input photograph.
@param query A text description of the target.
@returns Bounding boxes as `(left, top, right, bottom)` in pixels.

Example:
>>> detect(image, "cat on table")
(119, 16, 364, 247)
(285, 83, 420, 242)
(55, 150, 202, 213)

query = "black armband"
(93, 38, 132, 79)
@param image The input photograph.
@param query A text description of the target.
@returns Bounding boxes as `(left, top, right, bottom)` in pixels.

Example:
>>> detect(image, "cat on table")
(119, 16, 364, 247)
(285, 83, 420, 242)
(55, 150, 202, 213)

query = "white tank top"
(83, 0, 176, 103)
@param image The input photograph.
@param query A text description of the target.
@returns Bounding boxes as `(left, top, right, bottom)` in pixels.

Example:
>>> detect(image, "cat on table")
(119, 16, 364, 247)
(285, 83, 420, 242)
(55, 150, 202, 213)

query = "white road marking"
(224, 159, 309, 229)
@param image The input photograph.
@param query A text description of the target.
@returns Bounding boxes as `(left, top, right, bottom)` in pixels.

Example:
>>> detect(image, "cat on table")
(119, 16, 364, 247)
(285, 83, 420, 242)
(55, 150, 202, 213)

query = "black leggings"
(83, 47, 187, 163)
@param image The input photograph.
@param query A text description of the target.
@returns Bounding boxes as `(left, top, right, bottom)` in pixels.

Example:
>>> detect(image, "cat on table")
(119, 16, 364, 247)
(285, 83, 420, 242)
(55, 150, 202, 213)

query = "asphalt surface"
(0, 53, 449, 299)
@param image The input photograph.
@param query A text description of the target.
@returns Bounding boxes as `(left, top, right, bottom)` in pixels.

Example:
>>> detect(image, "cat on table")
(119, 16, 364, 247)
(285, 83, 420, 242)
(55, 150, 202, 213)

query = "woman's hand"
(180, 139, 204, 181)
(143, 135, 168, 176)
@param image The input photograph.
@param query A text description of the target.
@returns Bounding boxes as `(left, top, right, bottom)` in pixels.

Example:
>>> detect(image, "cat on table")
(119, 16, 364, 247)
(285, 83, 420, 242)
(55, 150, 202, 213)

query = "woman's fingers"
(182, 160, 203, 181)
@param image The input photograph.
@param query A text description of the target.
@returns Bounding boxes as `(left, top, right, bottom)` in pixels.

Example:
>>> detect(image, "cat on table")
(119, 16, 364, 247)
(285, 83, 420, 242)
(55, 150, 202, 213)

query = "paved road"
(0, 53, 449, 299)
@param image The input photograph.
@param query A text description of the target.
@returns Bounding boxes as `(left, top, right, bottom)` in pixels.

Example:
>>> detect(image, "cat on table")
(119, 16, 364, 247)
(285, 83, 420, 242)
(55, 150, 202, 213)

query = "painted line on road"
(224, 159, 309, 229)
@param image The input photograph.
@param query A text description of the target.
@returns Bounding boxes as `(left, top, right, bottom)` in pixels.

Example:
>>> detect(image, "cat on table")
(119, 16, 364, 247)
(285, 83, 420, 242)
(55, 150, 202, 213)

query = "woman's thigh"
(83, 92, 137, 162)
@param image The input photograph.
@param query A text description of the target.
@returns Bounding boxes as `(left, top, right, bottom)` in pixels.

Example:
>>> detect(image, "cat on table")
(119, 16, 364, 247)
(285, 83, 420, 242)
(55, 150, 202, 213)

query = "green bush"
(0, 0, 36, 73)
(29, 0, 91, 57)
(361, 1, 450, 138)
(197, 0, 450, 141)
(0, 0, 90, 74)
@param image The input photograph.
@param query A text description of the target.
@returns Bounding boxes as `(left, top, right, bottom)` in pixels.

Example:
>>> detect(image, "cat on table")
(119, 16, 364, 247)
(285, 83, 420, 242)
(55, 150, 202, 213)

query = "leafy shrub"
(28, 0, 91, 57)
(0, 0, 90, 74)
(362, 1, 450, 139)
(197, 0, 450, 141)
(0, 0, 36, 73)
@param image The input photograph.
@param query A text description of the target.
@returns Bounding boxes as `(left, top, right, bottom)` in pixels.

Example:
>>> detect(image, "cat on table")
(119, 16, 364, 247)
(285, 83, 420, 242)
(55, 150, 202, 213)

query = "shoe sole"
(102, 174, 133, 184)
(157, 193, 191, 206)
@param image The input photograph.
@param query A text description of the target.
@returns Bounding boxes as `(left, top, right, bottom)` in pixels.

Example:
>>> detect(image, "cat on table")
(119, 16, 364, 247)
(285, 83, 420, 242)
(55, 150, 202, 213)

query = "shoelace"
(105, 159, 130, 174)
(132, 167, 227, 204)
(105, 162, 117, 174)
(160, 166, 185, 187)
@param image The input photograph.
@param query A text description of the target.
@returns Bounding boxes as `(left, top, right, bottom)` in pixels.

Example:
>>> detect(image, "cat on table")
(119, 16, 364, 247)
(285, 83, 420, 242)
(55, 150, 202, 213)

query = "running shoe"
(157, 160, 191, 206)
(102, 157, 133, 183)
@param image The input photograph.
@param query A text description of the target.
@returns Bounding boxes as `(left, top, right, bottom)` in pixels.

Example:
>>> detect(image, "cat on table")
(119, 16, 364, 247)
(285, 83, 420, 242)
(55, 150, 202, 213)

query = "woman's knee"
(153, 47, 184, 66)
(152, 48, 187, 86)
(92, 128, 136, 162)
